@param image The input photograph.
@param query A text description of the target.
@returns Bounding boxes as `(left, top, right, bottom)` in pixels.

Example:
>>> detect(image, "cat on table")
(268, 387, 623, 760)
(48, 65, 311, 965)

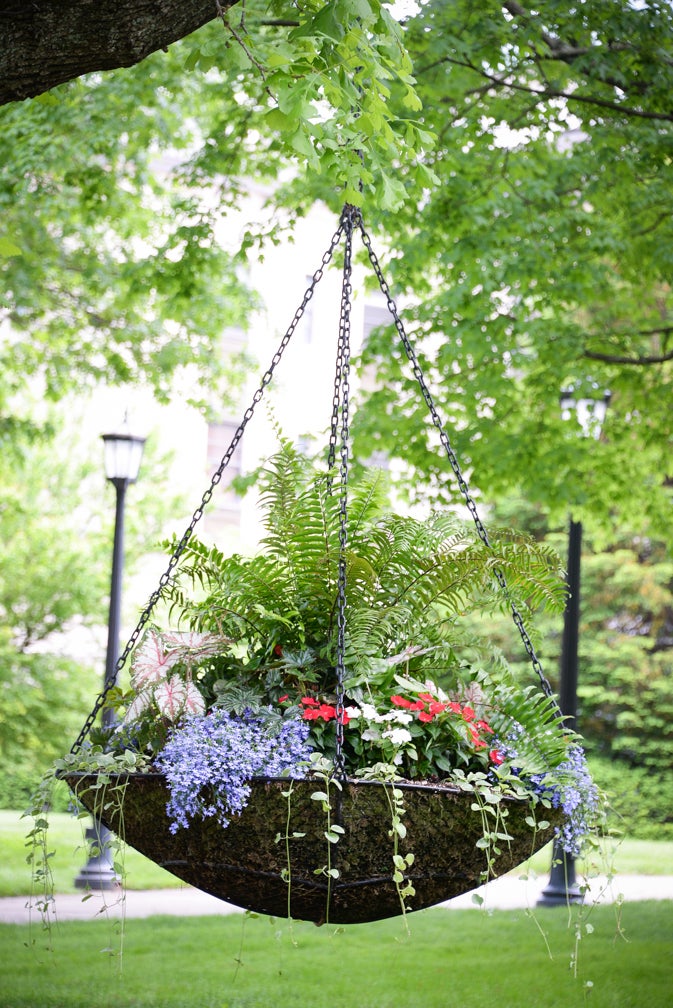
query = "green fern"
(161, 445, 565, 713)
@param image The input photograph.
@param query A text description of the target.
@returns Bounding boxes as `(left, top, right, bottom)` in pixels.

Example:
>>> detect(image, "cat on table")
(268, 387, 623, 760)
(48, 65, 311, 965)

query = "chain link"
(70, 217, 348, 755)
(356, 215, 555, 702)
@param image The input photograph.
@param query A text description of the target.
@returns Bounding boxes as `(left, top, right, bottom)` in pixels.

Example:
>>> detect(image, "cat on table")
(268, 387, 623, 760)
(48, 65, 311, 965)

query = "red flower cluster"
(391, 692, 498, 754)
(300, 696, 351, 725)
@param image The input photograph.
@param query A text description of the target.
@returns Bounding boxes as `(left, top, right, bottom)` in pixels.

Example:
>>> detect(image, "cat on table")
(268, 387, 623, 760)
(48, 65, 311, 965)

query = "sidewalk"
(1, 875, 671, 926)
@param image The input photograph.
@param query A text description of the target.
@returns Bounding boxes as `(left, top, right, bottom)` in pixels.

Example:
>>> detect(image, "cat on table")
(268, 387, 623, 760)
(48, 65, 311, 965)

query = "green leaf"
(0, 236, 21, 257)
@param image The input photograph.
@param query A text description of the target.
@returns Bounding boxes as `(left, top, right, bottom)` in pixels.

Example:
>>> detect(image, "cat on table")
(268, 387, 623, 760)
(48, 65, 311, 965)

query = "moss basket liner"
(64, 772, 558, 925)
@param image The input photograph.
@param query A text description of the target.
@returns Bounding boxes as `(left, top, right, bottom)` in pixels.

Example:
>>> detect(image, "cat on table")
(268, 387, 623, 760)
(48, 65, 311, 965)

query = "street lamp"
(538, 385, 609, 906)
(74, 419, 146, 890)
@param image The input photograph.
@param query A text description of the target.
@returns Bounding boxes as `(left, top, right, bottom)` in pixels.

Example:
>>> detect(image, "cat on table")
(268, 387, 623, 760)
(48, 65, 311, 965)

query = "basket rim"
(60, 769, 537, 803)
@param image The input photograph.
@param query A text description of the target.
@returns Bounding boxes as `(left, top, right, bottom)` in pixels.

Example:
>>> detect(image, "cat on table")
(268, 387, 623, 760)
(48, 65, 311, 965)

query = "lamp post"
(538, 385, 609, 906)
(74, 420, 146, 890)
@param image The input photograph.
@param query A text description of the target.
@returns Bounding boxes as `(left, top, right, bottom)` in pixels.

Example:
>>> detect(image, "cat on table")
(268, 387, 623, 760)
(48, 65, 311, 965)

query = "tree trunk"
(0, 1, 236, 106)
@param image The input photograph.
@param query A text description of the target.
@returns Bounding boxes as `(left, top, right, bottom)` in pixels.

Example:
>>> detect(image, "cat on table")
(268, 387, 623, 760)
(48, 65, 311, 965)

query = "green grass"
(1, 810, 180, 897)
(3, 808, 672, 899)
(0, 902, 670, 1007)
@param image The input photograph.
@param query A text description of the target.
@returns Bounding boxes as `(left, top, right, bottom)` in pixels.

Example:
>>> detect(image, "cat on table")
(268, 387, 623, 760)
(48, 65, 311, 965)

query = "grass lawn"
(0, 901, 671, 1007)
(1, 810, 181, 896)
(3, 808, 672, 898)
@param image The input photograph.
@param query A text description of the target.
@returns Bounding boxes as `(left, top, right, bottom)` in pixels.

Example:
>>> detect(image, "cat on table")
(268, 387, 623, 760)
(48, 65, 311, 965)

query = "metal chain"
(356, 214, 555, 701)
(70, 217, 349, 756)
(333, 206, 357, 780)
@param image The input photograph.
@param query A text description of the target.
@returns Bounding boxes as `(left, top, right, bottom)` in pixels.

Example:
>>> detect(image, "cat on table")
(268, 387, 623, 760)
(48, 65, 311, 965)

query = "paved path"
(1, 875, 671, 926)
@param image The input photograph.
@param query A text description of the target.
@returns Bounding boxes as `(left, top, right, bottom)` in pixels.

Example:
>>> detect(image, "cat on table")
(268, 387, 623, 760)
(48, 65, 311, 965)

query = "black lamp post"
(538, 385, 609, 906)
(74, 420, 145, 891)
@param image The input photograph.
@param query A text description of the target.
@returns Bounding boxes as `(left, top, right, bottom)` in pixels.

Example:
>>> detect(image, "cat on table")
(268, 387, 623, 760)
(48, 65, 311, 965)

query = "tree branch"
(0, 0, 237, 106)
(584, 338, 673, 366)
(434, 55, 673, 124)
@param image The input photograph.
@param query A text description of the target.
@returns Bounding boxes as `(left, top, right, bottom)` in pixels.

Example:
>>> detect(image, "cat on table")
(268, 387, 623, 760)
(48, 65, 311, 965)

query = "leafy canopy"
(3, 0, 673, 542)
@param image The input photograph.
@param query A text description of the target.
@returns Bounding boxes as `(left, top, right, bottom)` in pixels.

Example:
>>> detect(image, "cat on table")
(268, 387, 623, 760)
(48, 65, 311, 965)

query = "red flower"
(302, 708, 322, 721)
(300, 697, 319, 707)
(418, 692, 434, 702)
(447, 702, 462, 715)
(467, 723, 487, 748)
(490, 749, 505, 766)
(273, 644, 283, 657)
(418, 710, 435, 723)
(428, 700, 447, 715)
(278, 694, 289, 703)
(462, 705, 476, 722)
(391, 695, 413, 709)
(476, 719, 493, 734)
(318, 704, 337, 721)
(339, 709, 351, 725)
(410, 699, 426, 711)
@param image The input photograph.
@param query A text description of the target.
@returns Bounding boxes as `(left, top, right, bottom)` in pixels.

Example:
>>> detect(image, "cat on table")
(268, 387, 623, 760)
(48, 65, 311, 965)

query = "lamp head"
(560, 383, 611, 439)
(102, 419, 146, 484)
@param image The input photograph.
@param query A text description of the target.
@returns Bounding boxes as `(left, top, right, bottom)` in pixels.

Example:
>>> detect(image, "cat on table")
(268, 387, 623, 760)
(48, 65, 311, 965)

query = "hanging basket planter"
(64, 772, 559, 924)
(55, 206, 603, 928)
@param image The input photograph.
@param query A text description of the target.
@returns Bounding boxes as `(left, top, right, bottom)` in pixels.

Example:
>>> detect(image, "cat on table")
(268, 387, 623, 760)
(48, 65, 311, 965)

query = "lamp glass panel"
(102, 434, 145, 482)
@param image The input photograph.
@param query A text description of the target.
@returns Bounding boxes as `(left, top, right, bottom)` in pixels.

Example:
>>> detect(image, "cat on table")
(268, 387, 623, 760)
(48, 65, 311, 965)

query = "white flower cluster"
(349, 702, 414, 760)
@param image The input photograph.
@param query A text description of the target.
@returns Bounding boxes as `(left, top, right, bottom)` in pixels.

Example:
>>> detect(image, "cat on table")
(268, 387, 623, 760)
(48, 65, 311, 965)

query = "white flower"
(380, 710, 413, 724)
(359, 702, 383, 722)
(344, 706, 360, 720)
(383, 727, 412, 746)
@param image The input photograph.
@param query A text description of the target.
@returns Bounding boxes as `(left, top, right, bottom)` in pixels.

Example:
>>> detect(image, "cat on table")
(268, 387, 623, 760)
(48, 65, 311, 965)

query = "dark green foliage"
(462, 495, 673, 838)
(590, 757, 673, 842)
(578, 541, 673, 775)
